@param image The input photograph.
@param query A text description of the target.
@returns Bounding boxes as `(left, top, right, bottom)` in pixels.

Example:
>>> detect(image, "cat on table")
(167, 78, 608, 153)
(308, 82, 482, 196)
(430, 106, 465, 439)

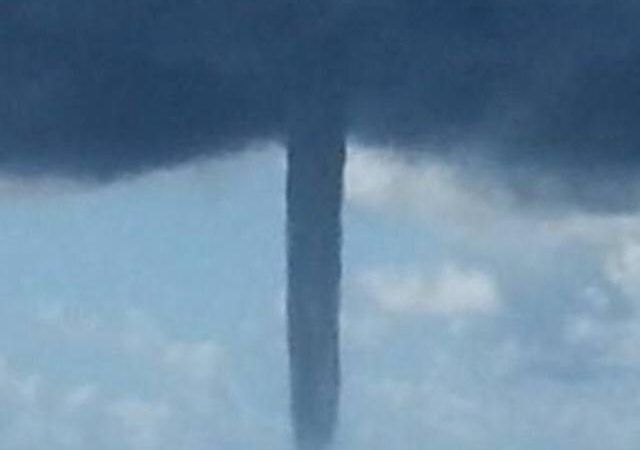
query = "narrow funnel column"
(286, 81, 345, 449)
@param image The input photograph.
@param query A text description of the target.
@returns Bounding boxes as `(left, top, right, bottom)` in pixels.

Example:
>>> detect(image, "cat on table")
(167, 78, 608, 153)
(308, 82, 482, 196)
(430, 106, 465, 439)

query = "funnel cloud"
(287, 111, 345, 449)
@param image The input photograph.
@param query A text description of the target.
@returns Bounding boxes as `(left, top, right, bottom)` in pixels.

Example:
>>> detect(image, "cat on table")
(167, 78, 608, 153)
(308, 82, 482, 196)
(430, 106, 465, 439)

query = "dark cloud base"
(3, 1, 640, 202)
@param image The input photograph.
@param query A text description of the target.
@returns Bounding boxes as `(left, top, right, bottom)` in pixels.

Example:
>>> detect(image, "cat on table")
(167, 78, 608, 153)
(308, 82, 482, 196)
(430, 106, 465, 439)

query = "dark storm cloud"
(1, 1, 289, 177)
(3, 0, 640, 188)
(347, 0, 640, 209)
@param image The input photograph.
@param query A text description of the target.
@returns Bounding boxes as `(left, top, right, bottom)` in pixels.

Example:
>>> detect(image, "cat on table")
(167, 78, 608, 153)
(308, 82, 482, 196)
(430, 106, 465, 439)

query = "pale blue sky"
(1, 145, 640, 449)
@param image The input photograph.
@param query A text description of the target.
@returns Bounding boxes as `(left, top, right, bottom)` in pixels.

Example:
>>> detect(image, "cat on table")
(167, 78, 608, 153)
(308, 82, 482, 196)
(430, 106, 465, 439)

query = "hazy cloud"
(359, 264, 501, 317)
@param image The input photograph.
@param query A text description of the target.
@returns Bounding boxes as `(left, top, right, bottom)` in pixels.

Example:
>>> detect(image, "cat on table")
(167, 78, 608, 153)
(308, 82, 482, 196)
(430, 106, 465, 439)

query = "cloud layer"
(340, 148, 640, 449)
(3, 0, 640, 209)
(358, 264, 501, 316)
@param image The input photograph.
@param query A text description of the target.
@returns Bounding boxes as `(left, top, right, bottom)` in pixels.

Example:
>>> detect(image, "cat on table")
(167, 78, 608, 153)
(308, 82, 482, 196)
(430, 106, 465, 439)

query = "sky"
(5, 3, 640, 450)
(2, 143, 640, 449)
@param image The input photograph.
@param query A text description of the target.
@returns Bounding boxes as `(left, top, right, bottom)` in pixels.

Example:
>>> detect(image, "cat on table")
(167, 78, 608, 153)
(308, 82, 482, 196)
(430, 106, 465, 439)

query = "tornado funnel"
(285, 32, 346, 447)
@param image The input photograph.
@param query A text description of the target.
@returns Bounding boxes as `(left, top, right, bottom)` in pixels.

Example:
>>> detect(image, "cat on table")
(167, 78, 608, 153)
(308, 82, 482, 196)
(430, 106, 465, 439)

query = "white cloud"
(36, 302, 102, 336)
(36, 305, 226, 383)
(162, 340, 223, 383)
(359, 263, 501, 317)
(22, 306, 279, 450)
(62, 384, 99, 414)
(0, 356, 41, 408)
(0, 356, 98, 449)
(345, 145, 640, 252)
(345, 148, 511, 230)
(0, 175, 84, 203)
(348, 369, 640, 450)
(606, 239, 640, 299)
(345, 145, 640, 358)
(107, 398, 172, 450)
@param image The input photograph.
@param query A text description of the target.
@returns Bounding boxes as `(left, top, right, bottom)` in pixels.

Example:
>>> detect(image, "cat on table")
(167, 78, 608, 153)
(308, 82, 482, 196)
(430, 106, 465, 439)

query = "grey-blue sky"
(2, 148, 640, 449)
